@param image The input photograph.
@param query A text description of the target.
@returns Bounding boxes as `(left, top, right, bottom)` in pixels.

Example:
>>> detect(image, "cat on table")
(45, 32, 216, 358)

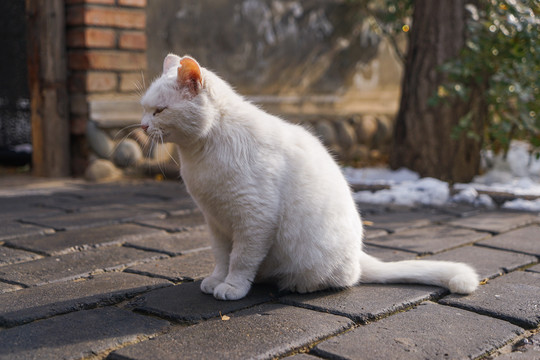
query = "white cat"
(140, 54, 479, 300)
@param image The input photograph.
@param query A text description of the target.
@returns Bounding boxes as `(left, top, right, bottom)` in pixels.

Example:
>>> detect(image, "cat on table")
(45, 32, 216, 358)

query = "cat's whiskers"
(108, 125, 141, 158)
(159, 133, 180, 167)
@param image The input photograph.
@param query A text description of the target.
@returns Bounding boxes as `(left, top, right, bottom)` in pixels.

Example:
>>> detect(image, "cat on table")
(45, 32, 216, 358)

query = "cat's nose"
(141, 125, 149, 132)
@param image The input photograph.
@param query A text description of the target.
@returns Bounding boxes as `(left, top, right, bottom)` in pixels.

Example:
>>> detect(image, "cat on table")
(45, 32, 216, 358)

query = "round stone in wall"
(85, 159, 122, 181)
(87, 121, 115, 159)
(314, 120, 337, 148)
(112, 139, 143, 168)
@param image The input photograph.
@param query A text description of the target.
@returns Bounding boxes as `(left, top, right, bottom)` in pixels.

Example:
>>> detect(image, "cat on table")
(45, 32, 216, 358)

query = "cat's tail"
(358, 252, 479, 294)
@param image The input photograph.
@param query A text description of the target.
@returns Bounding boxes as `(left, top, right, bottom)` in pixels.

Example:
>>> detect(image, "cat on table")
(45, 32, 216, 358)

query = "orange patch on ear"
(178, 57, 202, 95)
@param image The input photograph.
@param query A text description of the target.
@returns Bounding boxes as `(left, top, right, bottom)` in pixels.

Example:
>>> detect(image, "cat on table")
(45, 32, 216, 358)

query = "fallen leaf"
(219, 311, 230, 321)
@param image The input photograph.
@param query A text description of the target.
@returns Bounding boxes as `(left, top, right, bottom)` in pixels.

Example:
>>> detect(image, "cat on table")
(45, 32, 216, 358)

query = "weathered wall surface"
(146, 0, 402, 99)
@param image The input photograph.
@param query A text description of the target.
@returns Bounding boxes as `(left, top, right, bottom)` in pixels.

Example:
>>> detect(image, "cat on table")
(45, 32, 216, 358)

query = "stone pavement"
(0, 177, 539, 360)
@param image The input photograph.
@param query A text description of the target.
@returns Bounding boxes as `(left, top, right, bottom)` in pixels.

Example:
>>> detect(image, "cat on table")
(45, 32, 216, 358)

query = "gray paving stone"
(364, 225, 491, 255)
(0, 281, 21, 294)
(434, 203, 483, 217)
(493, 333, 540, 360)
(135, 197, 198, 215)
(313, 301, 524, 360)
(525, 263, 540, 273)
(6, 224, 163, 256)
(284, 354, 322, 360)
(364, 228, 388, 239)
(440, 271, 540, 329)
(0, 307, 169, 360)
(476, 225, 540, 257)
(424, 245, 537, 280)
(20, 206, 166, 231)
(0, 245, 167, 286)
(362, 210, 452, 234)
(363, 244, 416, 262)
(36, 192, 169, 212)
(110, 303, 353, 360)
(0, 272, 171, 327)
(0, 220, 54, 241)
(280, 283, 445, 324)
(0, 245, 42, 266)
(134, 211, 206, 232)
(446, 211, 539, 234)
(124, 227, 211, 256)
(125, 249, 214, 282)
(133, 280, 276, 323)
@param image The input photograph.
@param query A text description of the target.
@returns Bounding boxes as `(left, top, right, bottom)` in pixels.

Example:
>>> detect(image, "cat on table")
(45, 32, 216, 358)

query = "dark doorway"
(0, 1, 31, 167)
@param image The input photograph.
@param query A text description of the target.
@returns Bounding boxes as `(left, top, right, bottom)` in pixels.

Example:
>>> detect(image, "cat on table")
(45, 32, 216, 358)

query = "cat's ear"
(163, 54, 181, 74)
(178, 57, 202, 95)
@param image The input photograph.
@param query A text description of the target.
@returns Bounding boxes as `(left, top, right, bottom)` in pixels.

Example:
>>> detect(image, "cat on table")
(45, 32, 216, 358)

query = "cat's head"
(140, 54, 218, 145)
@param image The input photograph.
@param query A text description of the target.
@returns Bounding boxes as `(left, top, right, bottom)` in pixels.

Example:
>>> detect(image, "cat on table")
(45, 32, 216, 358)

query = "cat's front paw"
(213, 282, 251, 301)
(201, 276, 224, 295)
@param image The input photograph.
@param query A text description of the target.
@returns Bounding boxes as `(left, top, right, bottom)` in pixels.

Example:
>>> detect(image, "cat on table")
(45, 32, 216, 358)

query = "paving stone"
(476, 226, 540, 257)
(280, 283, 445, 324)
(364, 227, 388, 239)
(0, 245, 42, 266)
(20, 206, 166, 231)
(362, 210, 452, 234)
(125, 227, 211, 256)
(134, 211, 206, 232)
(133, 280, 276, 323)
(439, 271, 540, 329)
(364, 225, 491, 255)
(0, 272, 171, 327)
(284, 354, 322, 360)
(434, 203, 483, 217)
(525, 263, 540, 273)
(446, 211, 539, 234)
(313, 301, 524, 360)
(0, 307, 169, 360)
(363, 244, 416, 262)
(36, 194, 161, 212)
(424, 245, 537, 280)
(0, 220, 54, 241)
(6, 224, 164, 256)
(0, 281, 21, 294)
(110, 303, 353, 360)
(493, 333, 540, 360)
(0, 245, 167, 286)
(125, 250, 214, 282)
(136, 197, 198, 215)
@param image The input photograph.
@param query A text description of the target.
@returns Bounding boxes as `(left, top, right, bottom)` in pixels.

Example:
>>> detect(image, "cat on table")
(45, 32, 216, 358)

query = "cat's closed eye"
(153, 107, 167, 116)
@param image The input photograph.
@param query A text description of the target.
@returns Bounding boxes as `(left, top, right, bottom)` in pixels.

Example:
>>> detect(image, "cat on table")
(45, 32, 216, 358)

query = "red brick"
(119, 31, 146, 50)
(67, 28, 116, 48)
(69, 51, 147, 71)
(119, 72, 144, 92)
(69, 71, 117, 92)
(66, 6, 146, 29)
(118, 0, 147, 7)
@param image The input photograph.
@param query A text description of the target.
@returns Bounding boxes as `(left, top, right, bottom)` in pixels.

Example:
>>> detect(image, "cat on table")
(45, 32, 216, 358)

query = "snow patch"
(346, 141, 540, 212)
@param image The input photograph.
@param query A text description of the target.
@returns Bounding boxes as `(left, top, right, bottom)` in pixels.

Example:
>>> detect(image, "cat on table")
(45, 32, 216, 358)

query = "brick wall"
(65, 0, 147, 175)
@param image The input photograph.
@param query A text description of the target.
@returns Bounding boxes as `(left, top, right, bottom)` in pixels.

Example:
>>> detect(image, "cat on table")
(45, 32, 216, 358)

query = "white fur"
(141, 54, 479, 300)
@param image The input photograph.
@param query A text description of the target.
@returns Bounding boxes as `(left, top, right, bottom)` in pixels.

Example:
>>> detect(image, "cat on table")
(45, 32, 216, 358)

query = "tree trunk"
(26, 0, 70, 177)
(389, 0, 485, 183)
